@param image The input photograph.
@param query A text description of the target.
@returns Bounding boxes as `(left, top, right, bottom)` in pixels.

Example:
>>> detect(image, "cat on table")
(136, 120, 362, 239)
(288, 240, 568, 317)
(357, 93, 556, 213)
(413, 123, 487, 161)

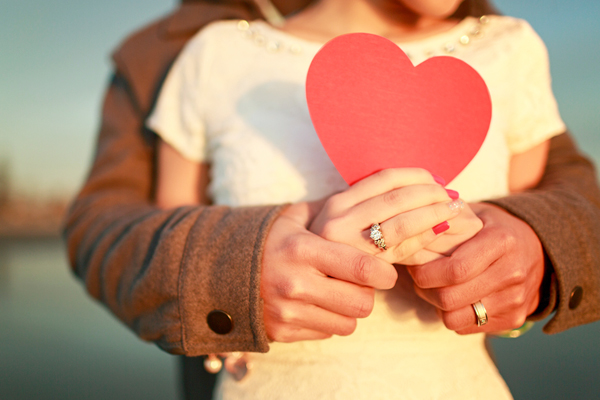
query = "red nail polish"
(432, 174, 446, 186)
(445, 189, 459, 200)
(433, 221, 450, 235)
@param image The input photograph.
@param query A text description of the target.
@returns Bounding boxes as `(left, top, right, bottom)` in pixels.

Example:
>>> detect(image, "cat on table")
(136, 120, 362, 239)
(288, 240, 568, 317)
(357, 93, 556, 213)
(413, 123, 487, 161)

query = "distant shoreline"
(0, 198, 68, 239)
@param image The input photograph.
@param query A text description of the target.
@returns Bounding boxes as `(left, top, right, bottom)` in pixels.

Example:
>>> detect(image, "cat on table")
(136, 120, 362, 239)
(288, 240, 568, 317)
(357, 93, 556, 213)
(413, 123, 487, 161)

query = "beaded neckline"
(235, 16, 492, 61)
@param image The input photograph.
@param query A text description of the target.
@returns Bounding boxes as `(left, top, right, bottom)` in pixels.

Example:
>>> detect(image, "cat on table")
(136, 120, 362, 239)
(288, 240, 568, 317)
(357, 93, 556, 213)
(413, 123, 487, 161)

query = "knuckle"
(497, 229, 517, 252)
(274, 328, 296, 343)
(376, 168, 396, 181)
(353, 296, 375, 318)
(382, 189, 404, 206)
(268, 327, 284, 342)
(446, 258, 471, 284)
(352, 255, 375, 284)
(282, 235, 305, 261)
(272, 325, 297, 343)
(393, 218, 412, 241)
(282, 308, 298, 324)
(415, 168, 432, 179)
(336, 319, 358, 336)
(409, 267, 426, 288)
(431, 185, 448, 201)
(392, 244, 410, 263)
(438, 289, 459, 311)
(405, 167, 430, 183)
(511, 290, 527, 308)
(384, 266, 398, 289)
(325, 192, 346, 211)
(279, 308, 294, 323)
(509, 314, 527, 330)
(319, 218, 341, 241)
(277, 279, 306, 301)
(270, 305, 291, 324)
(441, 312, 461, 331)
(434, 203, 449, 220)
(508, 268, 527, 285)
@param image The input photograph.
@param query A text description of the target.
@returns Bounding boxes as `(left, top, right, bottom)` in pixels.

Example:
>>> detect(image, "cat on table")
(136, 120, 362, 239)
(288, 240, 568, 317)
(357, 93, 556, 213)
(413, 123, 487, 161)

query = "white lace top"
(148, 15, 565, 400)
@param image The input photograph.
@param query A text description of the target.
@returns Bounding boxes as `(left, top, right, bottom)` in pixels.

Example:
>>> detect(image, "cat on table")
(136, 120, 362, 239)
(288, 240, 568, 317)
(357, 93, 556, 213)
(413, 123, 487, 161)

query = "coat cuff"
(175, 204, 286, 355)
(486, 191, 600, 334)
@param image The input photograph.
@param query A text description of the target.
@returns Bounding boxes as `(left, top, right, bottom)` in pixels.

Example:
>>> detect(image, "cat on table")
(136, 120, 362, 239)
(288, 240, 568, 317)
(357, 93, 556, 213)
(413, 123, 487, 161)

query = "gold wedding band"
(472, 301, 488, 326)
(370, 223, 387, 251)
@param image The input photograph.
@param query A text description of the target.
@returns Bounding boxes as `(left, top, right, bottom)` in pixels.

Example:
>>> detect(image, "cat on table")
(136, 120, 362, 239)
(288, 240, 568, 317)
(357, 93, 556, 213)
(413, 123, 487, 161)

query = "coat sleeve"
(63, 69, 281, 356)
(62, 2, 283, 356)
(487, 132, 600, 334)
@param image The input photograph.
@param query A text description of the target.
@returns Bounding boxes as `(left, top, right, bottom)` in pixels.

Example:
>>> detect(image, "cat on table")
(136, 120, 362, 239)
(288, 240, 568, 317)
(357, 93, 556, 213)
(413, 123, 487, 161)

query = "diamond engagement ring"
(370, 223, 387, 251)
(472, 301, 488, 326)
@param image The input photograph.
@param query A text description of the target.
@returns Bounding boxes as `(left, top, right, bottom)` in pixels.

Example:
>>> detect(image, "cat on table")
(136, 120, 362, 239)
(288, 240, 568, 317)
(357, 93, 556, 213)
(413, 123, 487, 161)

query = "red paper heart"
(306, 33, 491, 185)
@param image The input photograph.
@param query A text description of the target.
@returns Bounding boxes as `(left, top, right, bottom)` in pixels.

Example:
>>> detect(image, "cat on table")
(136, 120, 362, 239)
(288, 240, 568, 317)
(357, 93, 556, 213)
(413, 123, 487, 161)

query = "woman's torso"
(205, 18, 516, 400)
(150, 15, 564, 400)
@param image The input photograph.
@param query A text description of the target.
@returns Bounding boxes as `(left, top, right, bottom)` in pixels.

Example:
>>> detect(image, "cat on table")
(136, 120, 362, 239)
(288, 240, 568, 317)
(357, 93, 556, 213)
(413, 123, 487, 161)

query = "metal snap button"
(569, 286, 583, 310)
(207, 310, 234, 334)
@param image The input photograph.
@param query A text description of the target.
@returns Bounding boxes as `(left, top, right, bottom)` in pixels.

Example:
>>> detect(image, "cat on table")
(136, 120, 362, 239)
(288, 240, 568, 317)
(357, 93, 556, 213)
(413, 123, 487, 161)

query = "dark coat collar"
(161, 1, 258, 38)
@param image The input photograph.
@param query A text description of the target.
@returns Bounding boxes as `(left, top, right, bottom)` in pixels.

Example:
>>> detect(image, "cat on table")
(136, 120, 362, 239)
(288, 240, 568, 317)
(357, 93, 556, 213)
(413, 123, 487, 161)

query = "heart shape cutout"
(306, 33, 491, 185)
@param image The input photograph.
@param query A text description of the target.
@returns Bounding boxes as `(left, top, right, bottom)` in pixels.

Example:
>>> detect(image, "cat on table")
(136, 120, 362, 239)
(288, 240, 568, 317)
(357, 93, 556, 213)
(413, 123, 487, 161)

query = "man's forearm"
(64, 73, 283, 355)
(487, 132, 600, 333)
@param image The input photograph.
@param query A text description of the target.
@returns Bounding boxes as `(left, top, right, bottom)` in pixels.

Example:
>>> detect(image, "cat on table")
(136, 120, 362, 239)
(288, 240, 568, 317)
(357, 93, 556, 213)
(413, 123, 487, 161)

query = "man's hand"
(406, 202, 546, 334)
(261, 202, 398, 342)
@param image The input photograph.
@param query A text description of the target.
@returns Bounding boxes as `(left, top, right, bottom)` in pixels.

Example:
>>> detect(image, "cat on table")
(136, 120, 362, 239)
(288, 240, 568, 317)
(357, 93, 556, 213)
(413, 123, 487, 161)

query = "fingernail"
(433, 221, 449, 235)
(431, 174, 446, 186)
(445, 189, 459, 200)
(447, 199, 464, 212)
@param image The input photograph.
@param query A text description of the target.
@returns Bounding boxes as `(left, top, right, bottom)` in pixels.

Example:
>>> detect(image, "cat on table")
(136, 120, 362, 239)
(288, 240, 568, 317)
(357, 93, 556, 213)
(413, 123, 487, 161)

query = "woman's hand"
(401, 202, 483, 265)
(309, 168, 472, 264)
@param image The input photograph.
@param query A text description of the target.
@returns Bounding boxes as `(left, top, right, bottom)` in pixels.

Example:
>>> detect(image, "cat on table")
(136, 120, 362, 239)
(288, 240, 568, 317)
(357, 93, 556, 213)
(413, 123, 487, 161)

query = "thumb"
(283, 199, 328, 228)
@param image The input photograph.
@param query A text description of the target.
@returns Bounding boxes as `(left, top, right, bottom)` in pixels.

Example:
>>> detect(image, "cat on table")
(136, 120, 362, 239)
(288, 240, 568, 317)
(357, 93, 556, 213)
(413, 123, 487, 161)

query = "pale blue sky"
(1, 0, 598, 197)
(1, 0, 176, 197)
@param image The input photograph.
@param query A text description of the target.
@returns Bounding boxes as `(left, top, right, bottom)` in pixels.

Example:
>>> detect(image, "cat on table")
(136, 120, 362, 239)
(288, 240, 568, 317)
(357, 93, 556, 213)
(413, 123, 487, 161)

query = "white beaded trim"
(236, 15, 491, 59)
(237, 19, 303, 55)
(405, 16, 491, 60)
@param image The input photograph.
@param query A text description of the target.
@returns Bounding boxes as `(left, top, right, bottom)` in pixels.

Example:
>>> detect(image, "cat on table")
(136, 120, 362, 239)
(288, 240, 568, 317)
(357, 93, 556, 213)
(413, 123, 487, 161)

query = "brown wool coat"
(64, 0, 600, 358)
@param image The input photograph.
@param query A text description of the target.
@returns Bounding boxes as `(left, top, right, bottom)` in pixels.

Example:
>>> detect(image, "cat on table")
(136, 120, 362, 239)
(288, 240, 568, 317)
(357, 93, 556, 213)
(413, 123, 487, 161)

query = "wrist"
(528, 251, 557, 319)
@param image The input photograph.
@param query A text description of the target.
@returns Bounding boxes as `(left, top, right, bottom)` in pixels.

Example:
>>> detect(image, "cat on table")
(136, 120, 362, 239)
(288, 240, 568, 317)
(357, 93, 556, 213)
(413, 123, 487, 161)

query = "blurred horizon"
(1, 0, 599, 200)
(1, 0, 177, 199)
(1, 1, 599, 400)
